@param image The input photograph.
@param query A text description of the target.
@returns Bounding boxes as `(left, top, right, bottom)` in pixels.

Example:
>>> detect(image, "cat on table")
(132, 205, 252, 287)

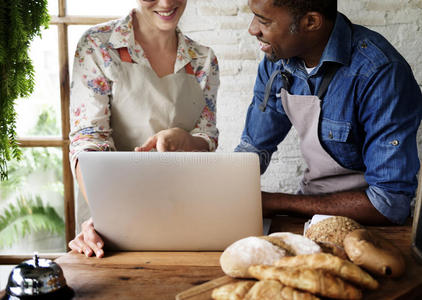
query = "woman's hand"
(135, 127, 209, 152)
(68, 218, 104, 258)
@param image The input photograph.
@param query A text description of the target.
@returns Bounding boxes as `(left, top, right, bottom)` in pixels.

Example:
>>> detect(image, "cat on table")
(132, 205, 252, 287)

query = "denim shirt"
(235, 13, 422, 224)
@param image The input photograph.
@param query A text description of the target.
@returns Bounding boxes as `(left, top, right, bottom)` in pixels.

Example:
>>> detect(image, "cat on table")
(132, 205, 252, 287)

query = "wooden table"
(2, 216, 422, 299)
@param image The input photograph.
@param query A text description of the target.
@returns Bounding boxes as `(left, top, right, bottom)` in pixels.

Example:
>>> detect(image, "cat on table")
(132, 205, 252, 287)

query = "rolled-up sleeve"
(360, 61, 422, 224)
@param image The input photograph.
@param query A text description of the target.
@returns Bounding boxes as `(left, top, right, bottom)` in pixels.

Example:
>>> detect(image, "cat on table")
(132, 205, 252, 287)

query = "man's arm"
(262, 190, 392, 225)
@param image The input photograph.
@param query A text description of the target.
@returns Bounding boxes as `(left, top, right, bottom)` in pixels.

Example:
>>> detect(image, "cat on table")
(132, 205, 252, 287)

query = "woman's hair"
(273, 0, 337, 22)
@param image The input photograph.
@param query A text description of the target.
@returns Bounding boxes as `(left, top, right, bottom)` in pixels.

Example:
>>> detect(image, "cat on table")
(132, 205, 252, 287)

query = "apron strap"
(118, 47, 133, 63)
(316, 63, 341, 100)
(259, 70, 290, 112)
(184, 63, 195, 75)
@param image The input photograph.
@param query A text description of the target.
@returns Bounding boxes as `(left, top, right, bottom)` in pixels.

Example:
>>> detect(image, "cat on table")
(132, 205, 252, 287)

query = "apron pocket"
(320, 118, 363, 169)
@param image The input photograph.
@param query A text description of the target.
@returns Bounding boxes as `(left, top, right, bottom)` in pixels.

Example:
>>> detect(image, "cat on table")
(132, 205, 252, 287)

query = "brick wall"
(179, 0, 422, 192)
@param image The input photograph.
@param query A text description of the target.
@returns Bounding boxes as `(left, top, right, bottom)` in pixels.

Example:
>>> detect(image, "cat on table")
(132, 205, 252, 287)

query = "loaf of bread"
(220, 237, 287, 278)
(220, 234, 321, 278)
(344, 229, 406, 278)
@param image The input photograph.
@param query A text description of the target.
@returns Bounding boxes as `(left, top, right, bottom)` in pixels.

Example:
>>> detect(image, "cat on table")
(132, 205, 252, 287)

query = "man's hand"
(134, 127, 209, 152)
(68, 218, 104, 258)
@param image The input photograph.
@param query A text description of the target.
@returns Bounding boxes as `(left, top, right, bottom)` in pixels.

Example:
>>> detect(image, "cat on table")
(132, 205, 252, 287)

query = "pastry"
(211, 280, 320, 300)
(245, 280, 320, 300)
(275, 253, 378, 290)
(211, 280, 255, 300)
(248, 265, 362, 300)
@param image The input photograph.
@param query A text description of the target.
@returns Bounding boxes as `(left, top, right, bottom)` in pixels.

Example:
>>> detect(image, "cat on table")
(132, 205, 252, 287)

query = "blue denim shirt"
(235, 13, 422, 224)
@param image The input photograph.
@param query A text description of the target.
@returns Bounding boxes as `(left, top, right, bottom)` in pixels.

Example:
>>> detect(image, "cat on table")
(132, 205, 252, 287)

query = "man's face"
(248, 0, 304, 62)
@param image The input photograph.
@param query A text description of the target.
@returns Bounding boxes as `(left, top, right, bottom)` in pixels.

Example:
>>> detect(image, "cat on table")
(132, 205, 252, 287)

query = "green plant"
(0, 195, 64, 249)
(0, 0, 50, 180)
(0, 106, 62, 200)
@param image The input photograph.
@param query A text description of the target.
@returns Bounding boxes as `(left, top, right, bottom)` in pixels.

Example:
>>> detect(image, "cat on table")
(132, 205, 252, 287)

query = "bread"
(248, 265, 362, 300)
(264, 232, 322, 255)
(344, 229, 406, 278)
(220, 237, 287, 278)
(211, 280, 320, 300)
(220, 234, 321, 278)
(245, 280, 320, 300)
(275, 253, 378, 290)
(304, 216, 363, 258)
(211, 280, 255, 300)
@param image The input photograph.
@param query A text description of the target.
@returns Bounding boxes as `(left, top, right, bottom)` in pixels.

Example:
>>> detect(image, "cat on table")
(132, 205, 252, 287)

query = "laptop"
(78, 151, 263, 251)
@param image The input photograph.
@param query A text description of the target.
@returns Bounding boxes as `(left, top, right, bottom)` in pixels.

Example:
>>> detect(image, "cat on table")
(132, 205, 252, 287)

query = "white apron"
(76, 47, 205, 232)
(262, 65, 368, 194)
(111, 48, 205, 150)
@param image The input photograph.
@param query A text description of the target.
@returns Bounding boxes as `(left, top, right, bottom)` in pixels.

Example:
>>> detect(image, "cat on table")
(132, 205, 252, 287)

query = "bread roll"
(220, 237, 287, 278)
(344, 229, 405, 278)
(305, 216, 363, 248)
(267, 232, 322, 255)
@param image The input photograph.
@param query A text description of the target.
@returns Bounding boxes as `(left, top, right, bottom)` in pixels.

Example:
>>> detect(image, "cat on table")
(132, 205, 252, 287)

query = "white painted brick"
(182, 1, 422, 193)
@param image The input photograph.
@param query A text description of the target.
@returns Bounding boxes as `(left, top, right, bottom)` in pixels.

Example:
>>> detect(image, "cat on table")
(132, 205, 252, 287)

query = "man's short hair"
(273, 0, 337, 22)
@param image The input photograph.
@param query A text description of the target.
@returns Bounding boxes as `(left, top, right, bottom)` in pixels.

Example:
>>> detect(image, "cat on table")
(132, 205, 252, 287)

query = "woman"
(68, 0, 219, 257)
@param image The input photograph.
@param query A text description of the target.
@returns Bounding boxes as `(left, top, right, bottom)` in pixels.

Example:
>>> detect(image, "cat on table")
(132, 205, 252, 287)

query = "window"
(0, 0, 134, 264)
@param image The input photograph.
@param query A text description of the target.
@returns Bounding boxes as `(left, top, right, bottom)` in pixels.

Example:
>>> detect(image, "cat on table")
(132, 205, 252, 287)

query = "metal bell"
(4, 253, 73, 299)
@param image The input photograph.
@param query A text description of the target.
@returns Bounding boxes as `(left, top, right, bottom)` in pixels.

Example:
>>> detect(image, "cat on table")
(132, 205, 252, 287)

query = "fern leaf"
(0, 195, 65, 249)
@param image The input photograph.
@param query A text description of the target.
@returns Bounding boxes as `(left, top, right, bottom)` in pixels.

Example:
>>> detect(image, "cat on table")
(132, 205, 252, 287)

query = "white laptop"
(78, 151, 263, 251)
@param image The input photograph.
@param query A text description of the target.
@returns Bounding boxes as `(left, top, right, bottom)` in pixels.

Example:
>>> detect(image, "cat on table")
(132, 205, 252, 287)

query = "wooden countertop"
(2, 216, 422, 299)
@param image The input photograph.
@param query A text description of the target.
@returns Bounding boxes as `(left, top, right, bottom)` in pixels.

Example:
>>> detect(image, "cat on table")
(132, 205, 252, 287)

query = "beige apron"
(111, 54, 205, 150)
(76, 48, 205, 233)
(263, 65, 368, 194)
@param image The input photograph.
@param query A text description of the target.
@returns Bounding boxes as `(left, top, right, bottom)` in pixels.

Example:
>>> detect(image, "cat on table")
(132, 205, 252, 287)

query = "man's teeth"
(157, 9, 175, 17)
(259, 41, 269, 49)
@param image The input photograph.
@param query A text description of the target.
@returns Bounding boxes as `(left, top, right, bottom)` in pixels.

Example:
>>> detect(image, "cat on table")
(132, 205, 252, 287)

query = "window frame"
(0, 0, 117, 264)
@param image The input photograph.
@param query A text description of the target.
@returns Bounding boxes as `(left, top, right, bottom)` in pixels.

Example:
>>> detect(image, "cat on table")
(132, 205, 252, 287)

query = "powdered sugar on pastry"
(268, 232, 322, 255)
(220, 237, 287, 278)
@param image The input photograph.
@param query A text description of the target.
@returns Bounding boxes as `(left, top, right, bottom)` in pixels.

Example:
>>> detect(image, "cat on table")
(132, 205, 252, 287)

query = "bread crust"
(275, 253, 378, 290)
(211, 280, 321, 300)
(305, 216, 363, 248)
(248, 265, 362, 300)
(211, 280, 255, 300)
(220, 237, 287, 278)
(245, 280, 320, 300)
(344, 229, 406, 278)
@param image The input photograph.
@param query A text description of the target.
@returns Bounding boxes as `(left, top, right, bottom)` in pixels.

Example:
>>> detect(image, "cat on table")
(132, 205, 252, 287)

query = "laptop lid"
(78, 151, 263, 251)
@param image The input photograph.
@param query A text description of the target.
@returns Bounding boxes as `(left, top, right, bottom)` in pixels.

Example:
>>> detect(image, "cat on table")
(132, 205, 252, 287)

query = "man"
(235, 0, 422, 225)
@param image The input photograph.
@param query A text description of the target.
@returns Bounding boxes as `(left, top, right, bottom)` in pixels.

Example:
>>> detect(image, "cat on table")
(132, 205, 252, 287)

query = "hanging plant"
(0, 0, 50, 180)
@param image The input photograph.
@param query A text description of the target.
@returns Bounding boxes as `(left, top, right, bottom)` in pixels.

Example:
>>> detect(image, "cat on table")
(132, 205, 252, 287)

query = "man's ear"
(301, 12, 323, 32)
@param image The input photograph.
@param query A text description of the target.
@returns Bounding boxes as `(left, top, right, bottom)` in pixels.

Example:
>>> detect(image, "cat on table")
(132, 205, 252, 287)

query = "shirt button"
(390, 140, 399, 146)
(361, 42, 368, 49)
(329, 131, 334, 139)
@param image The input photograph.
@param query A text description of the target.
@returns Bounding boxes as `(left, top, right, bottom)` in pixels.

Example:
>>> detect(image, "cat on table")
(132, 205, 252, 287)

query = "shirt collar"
(109, 11, 136, 49)
(281, 12, 352, 74)
(109, 10, 207, 71)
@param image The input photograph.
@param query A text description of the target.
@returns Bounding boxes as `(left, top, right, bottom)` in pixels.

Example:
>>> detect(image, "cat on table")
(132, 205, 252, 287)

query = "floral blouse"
(69, 10, 220, 174)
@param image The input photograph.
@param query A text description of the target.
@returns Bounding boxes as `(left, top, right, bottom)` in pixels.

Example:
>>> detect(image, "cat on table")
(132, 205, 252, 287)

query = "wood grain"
(2, 216, 421, 300)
